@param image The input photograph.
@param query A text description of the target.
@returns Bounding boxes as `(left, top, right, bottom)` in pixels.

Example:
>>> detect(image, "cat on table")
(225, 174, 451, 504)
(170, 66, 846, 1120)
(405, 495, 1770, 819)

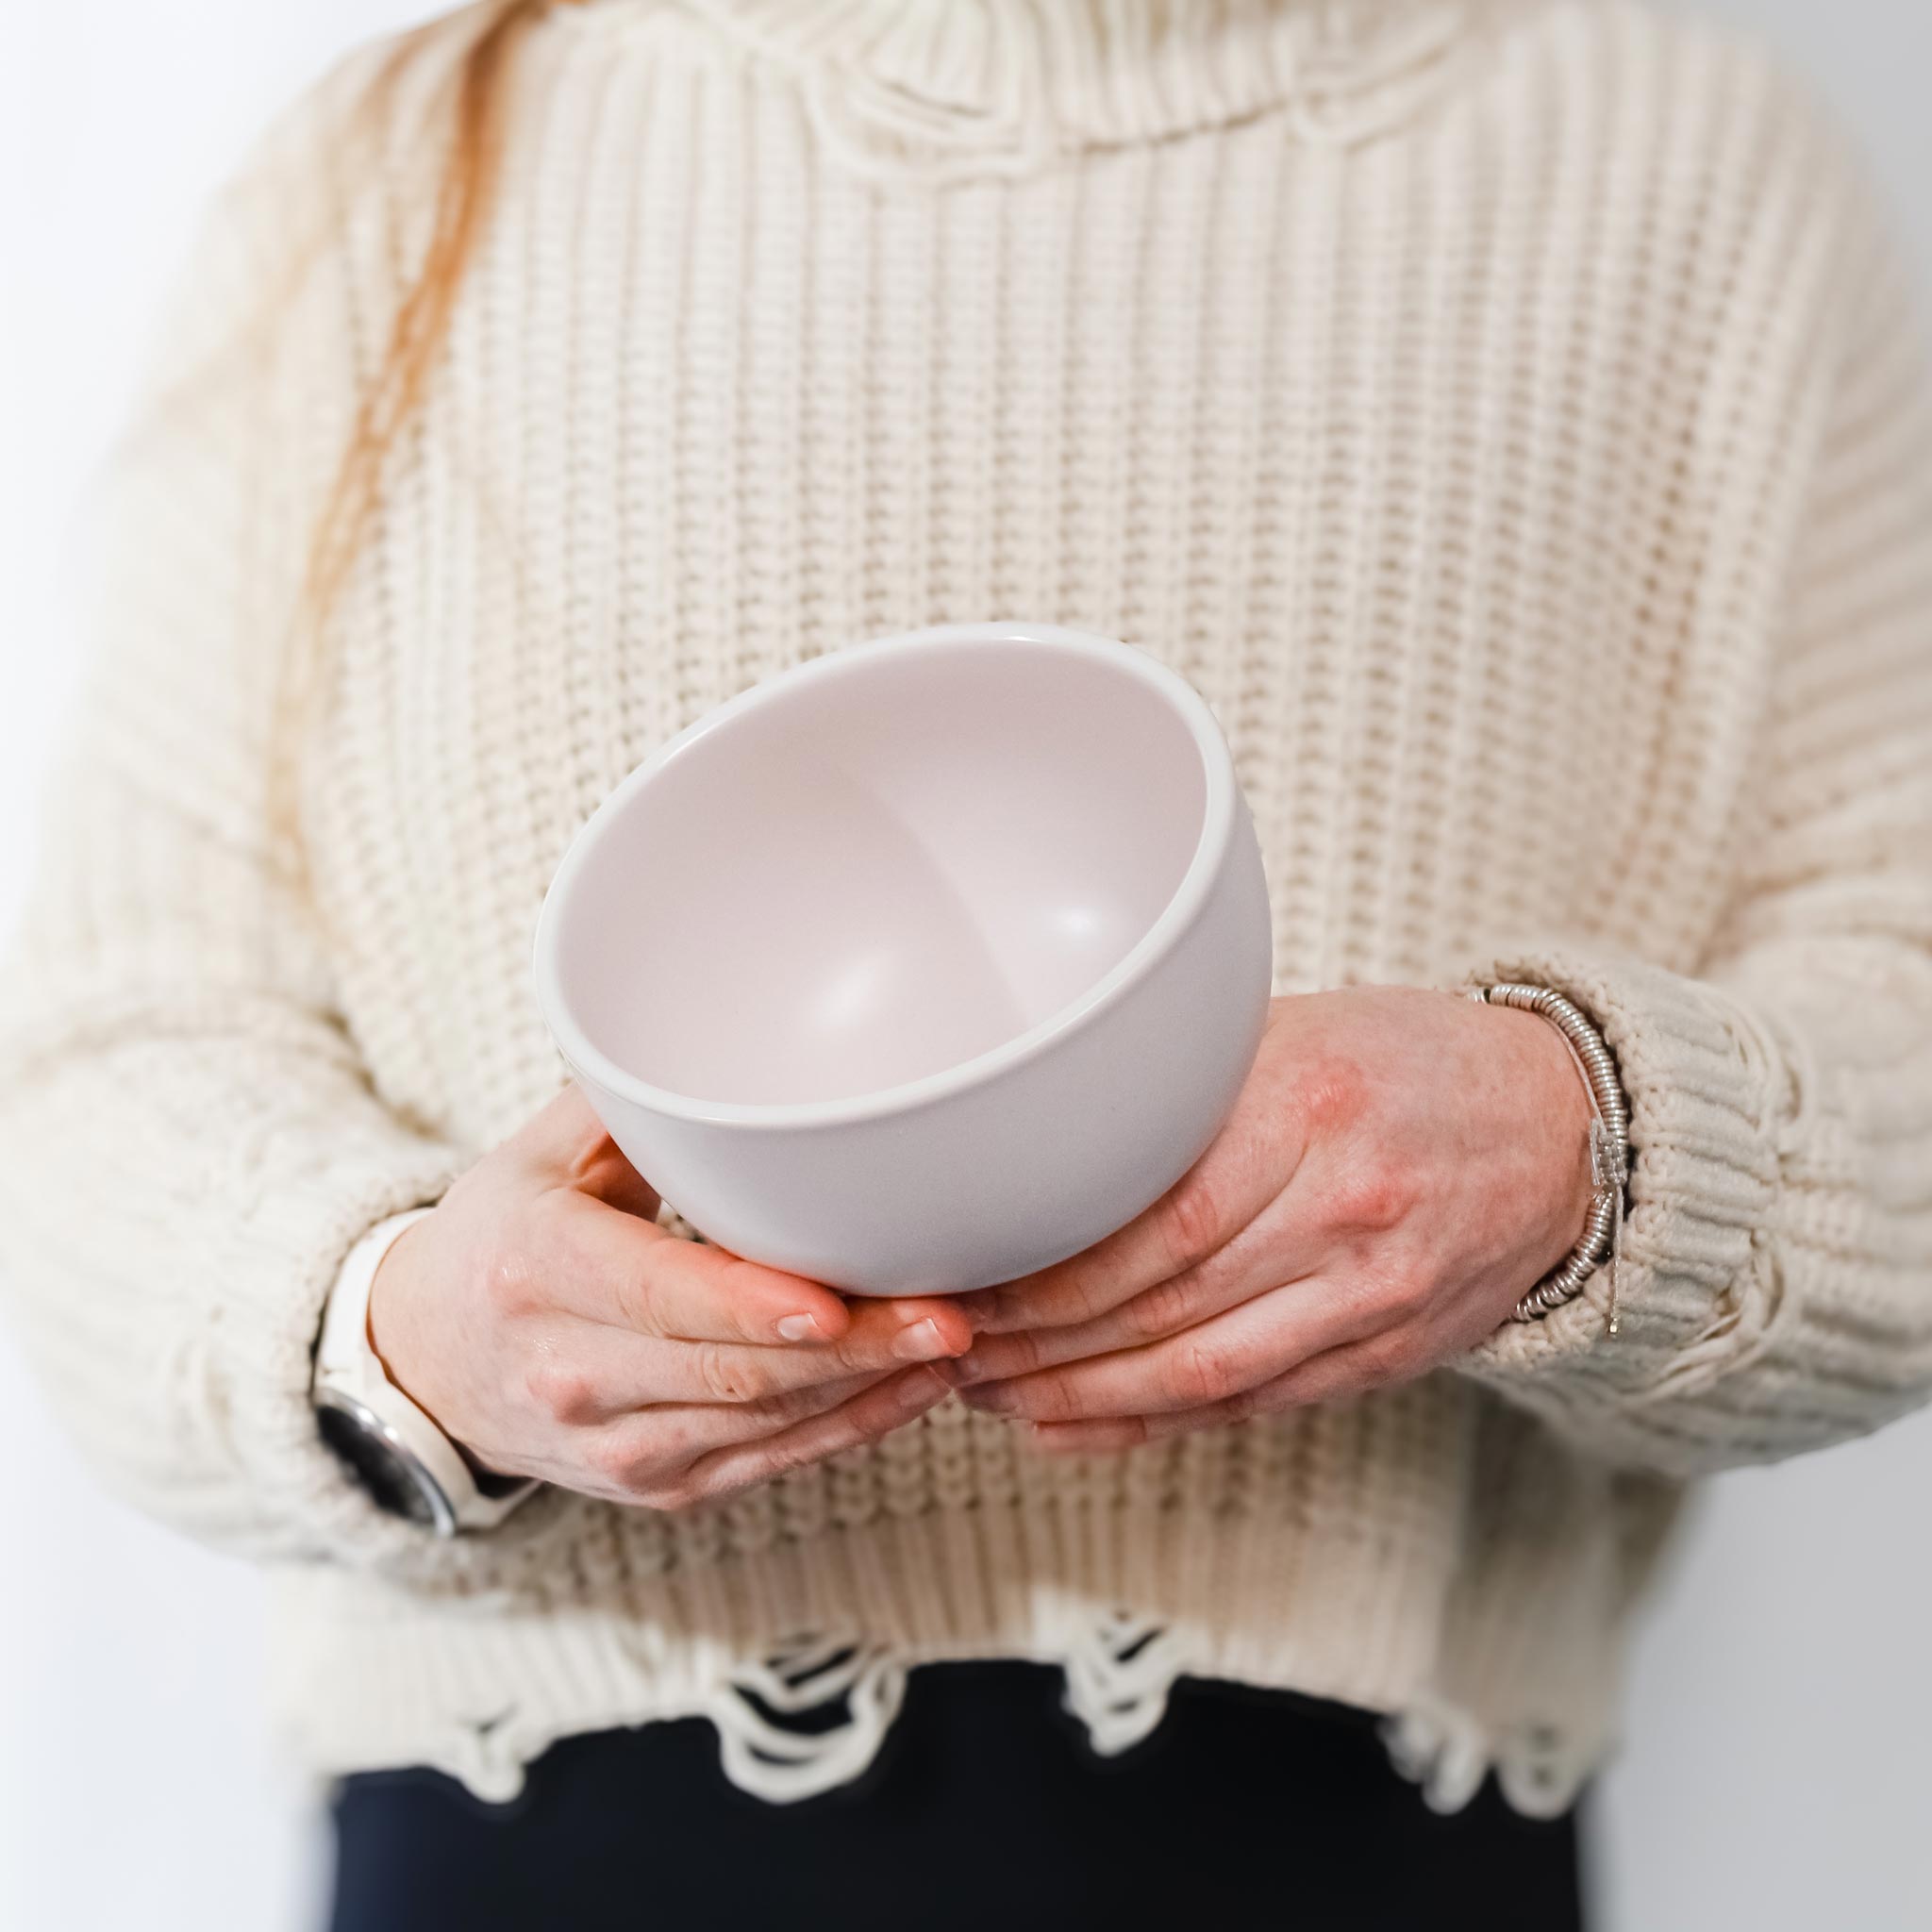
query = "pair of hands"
(371, 989, 1592, 1512)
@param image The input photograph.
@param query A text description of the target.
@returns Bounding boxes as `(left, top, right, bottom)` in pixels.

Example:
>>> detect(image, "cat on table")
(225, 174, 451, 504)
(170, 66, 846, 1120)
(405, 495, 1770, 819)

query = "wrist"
(365, 1213, 436, 1411)
(1507, 1001, 1598, 1253)
(1468, 982, 1631, 1325)
(314, 1208, 537, 1534)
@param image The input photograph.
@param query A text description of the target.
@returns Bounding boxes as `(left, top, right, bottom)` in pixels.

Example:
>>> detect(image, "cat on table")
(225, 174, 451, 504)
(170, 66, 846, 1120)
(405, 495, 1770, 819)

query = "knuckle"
(1297, 1053, 1371, 1134)
(1053, 1268, 1114, 1329)
(987, 1329, 1043, 1378)
(1158, 1171, 1226, 1270)
(1378, 1261, 1436, 1321)
(611, 1257, 660, 1334)
(712, 1461, 791, 1507)
(700, 1441, 815, 1508)
(1122, 1271, 1201, 1342)
(689, 1340, 759, 1406)
(1170, 1336, 1244, 1407)
(1016, 1373, 1074, 1424)
(830, 1330, 890, 1374)
(1221, 1380, 1274, 1424)
(745, 1383, 827, 1430)
(1006, 1264, 1108, 1334)
(527, 1184, 588, 1256)
(740, 1391, 797, 1432)
(485, 1249, 541, 1320)
(525, 1358, 599, 1425)
(1357, 1328, 1422, 1383)
(585, 1432, 651, 1493)
(653, 1413, 710, 1464)
(1261, 1361, 1335, 1412)
(757, 1436, 820, 1483)
(641, 1479, 700, 1515)
(1325, 1157, 1418, 1236)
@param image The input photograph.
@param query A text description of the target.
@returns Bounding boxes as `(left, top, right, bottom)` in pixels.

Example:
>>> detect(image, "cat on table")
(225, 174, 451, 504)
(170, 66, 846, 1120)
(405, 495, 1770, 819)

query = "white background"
(1, 5, 1926, 1927)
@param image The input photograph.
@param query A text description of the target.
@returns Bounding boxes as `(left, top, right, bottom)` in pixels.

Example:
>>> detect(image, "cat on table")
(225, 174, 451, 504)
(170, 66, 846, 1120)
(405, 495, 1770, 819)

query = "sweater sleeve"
(0, 104, 562, 1580)
(1452, 163, 1932, 1480)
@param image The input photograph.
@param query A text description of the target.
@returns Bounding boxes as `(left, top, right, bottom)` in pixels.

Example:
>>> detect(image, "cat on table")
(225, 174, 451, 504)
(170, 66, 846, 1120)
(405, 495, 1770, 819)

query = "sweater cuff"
(1447, 943, 1781, 1427)
(201, 1131, 543, 1574)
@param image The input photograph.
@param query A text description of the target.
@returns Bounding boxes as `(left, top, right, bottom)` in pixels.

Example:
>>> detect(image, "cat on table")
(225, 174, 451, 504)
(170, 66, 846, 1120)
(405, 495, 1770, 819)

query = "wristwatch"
(311, 1208, 538, 1537)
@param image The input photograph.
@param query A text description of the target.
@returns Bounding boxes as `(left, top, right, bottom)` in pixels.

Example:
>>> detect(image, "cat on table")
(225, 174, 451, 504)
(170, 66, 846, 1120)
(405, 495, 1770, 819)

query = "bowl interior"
(549, 638, 1210, 1108)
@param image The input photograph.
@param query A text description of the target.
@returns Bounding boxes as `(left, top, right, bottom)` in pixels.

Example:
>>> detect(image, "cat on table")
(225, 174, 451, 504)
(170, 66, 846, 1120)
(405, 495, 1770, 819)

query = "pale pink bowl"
(533, 622, 1273, 1295)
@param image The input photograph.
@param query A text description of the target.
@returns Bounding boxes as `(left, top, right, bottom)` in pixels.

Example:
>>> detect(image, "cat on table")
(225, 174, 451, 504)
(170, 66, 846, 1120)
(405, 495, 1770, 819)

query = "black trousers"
(331, 1662, 1585, 1930)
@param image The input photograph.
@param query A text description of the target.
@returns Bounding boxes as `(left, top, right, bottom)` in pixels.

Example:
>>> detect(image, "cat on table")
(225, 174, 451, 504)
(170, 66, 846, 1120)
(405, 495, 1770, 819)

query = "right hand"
(369, 1088, 973, 1511)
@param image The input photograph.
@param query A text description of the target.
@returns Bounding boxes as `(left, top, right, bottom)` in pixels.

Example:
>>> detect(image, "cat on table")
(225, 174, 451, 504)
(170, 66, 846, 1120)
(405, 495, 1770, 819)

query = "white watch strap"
(313, 1207, 536, 1535)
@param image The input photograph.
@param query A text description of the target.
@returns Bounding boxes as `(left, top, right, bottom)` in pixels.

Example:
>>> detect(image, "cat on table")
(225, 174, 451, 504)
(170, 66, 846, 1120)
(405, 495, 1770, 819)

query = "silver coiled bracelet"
(1468, 983, 1630, 1330)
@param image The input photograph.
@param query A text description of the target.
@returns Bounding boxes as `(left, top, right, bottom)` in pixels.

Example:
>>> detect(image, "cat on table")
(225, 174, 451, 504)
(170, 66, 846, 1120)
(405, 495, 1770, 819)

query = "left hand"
(944, 987, 1596, 1451)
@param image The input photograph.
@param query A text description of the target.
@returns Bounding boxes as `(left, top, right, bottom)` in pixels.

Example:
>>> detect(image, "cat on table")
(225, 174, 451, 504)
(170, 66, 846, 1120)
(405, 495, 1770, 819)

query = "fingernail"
(774, 1313, 823, 1343)
(958, 1381, 1014, 1413)
(891, 1317, 948, 1362)
(946, 1350, 988, 1385)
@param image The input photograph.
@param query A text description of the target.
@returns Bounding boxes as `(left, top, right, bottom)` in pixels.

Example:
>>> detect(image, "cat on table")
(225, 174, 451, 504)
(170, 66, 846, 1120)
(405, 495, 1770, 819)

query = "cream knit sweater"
(5, 0, 1931, 1815)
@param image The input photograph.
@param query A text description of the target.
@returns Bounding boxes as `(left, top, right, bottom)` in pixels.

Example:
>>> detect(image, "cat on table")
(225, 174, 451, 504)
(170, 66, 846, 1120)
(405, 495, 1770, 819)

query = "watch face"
(317, 1395, 449, 1531)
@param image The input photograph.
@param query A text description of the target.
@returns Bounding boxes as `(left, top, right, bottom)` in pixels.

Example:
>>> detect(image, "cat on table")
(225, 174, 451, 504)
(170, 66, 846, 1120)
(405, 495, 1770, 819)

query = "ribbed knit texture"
(4, 0, 1930, 1814)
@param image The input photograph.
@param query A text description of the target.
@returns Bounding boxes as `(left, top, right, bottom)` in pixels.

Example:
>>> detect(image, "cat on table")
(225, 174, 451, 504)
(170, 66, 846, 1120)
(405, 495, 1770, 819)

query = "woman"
(5, 0, 1929, 1924)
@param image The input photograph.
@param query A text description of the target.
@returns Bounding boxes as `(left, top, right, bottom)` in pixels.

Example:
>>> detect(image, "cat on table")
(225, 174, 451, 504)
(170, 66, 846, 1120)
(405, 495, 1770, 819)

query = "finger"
(533, 1296, 971, 1415)
(945, 1228, 1306, 1390)
(1232, 1326, 1429, 1409)
(568, 1135, 663, 1224)
(523, 1083, 619, 1166)
(1019, 1414, 1158, 1455)
(541, 1191, 856, 1345)
(582, 1361, 892, 1459)
(957, 1141, 1283, 1338)
(676, 1366, 952, 1507)
(955, 1275, 1390, 1425)
(568, 1366, 903, 1501)
(1020, 1327, 1429, 1454)
(524, 1083, 664, 1221)
(524, 1320, 895, 1426)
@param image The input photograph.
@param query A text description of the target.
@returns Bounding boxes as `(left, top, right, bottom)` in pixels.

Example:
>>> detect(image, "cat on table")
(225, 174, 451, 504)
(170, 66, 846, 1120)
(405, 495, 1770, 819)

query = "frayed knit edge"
(1383, 1694, 1599, 1821)
(271, 1411, 1623, 1819)
(341, 1618, 1219, 1807)
(290, 1617, 1602, 1818)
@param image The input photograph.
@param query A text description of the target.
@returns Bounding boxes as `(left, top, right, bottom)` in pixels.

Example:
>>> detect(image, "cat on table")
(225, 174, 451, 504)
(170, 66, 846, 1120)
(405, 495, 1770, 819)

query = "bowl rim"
(532, 621, 1241, 1130)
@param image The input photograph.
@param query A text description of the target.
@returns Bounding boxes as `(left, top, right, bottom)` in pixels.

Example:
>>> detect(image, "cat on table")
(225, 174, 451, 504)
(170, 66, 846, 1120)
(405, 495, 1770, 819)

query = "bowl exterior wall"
(571, 805, 1274, 1295)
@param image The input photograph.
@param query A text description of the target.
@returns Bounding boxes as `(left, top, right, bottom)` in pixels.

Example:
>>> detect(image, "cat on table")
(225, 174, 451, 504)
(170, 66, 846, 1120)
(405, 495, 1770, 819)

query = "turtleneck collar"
(586, 2, 1515, 181)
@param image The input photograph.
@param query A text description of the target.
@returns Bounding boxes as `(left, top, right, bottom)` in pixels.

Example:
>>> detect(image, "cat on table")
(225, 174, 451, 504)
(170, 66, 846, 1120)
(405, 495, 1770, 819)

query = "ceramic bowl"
(533, 622, 1273, 1294)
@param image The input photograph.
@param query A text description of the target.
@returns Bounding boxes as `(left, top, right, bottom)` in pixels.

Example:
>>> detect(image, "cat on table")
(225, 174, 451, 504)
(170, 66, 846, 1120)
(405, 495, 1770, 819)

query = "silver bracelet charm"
(1467, 983, 1630, 1330)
